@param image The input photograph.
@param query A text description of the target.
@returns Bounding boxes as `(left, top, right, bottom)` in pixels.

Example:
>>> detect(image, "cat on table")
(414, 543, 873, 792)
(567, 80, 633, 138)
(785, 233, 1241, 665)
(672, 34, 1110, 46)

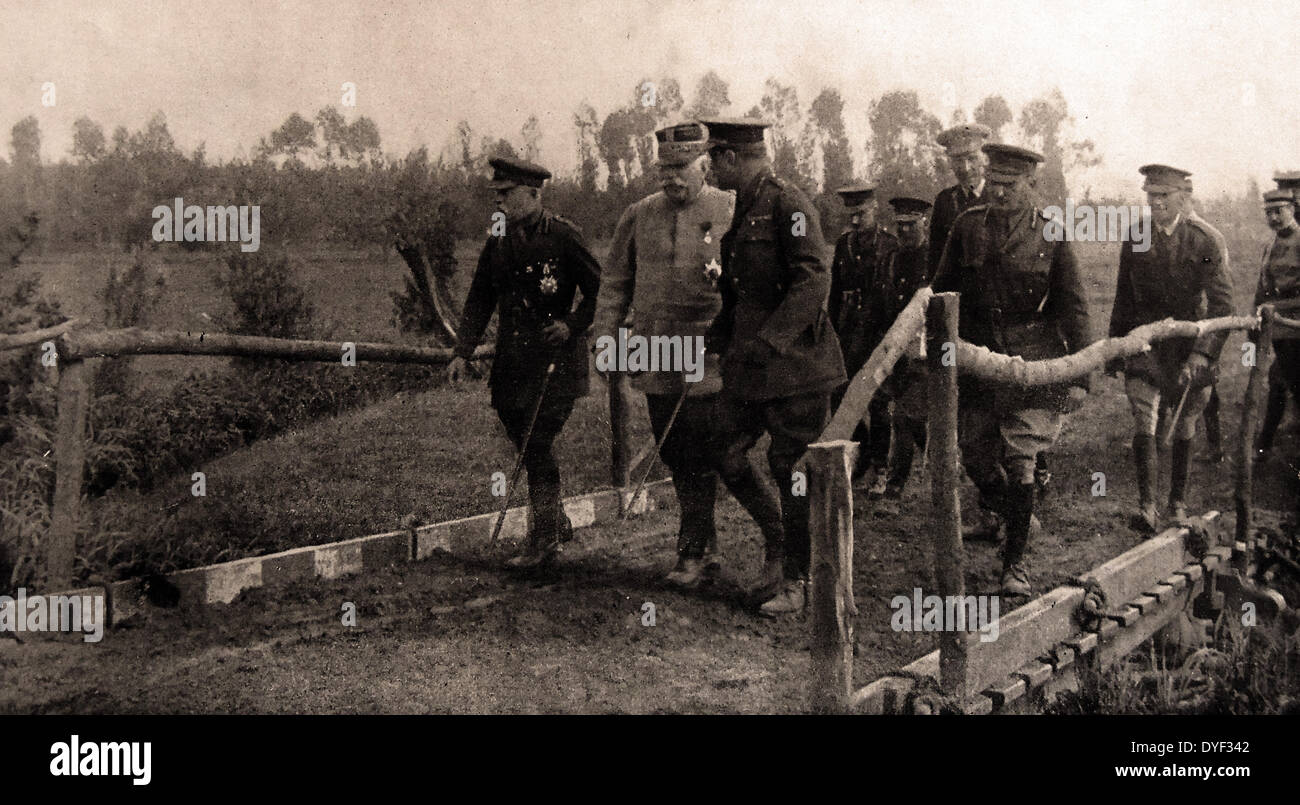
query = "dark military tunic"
(1109, 214, 1234, 388)
(829, 225, 898, 374)
(454, 209, 602, 410)
(710, 169, 846, 401)
(928, 183, 985, 275)
(1255, 225, 1300, 333)
(933, 202, 1093, 406)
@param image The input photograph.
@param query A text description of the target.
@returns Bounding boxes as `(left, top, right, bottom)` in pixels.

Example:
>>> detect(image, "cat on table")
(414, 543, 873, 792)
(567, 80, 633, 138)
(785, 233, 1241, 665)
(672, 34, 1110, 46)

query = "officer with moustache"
(592, 122, 738, 588)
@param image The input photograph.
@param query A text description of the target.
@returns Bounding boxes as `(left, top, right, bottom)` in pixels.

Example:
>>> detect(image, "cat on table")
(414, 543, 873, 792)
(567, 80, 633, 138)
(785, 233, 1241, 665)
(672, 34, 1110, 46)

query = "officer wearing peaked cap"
(933, 143, 1094, 598)
(876, 196, 934, 514)
(448, 155, 602, 569)
(1108, 163, 1234, 534)
(1274, 171, 1300, 200)
(702, 117, 847, 616)
(930, 123, 992, 275)
(591, 122, 738, 589)
(829, 183, 898, 491)
(1253, 187, 1300, 461)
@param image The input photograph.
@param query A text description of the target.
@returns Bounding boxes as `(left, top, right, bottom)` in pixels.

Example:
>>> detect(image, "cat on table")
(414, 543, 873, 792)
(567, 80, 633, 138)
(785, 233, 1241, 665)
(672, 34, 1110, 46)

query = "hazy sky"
(3, 0, 1297, 196)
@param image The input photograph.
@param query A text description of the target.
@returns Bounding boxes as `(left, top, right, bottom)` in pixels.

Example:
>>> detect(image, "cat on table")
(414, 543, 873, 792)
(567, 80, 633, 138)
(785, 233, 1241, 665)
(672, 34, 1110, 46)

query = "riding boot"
(1000, 482, 1035, 597)
(1169, 438, 1192, 521)
(1131, 434, 1159, 533)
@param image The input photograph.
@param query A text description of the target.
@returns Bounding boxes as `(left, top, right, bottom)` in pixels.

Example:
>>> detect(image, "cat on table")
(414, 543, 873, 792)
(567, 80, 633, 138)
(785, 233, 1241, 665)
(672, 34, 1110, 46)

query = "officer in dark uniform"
(1108, 164, 1233, 533)
(829, 184, 898, 492)
(447, 156, 602, 568)
(933, 144, 1093, 597)
(1253, 186, 1300, 461)
(703, 118, 847, 616)
(876, 196, 933, 516)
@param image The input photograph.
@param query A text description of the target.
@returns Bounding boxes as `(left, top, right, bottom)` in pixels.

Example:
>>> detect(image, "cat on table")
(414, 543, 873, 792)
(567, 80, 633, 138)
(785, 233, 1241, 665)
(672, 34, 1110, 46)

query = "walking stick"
(620, 381, 689, 520)
(490, 360, 557, 542)
(1161, 381, 1193, 448)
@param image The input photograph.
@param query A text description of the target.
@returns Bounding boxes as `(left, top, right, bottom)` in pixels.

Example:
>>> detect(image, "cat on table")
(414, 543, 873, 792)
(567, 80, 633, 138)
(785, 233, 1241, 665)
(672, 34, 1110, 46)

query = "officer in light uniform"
(1108, 164, 1234, 533)
(592, 122, 737, 588)
(933, 144, 1093, 597)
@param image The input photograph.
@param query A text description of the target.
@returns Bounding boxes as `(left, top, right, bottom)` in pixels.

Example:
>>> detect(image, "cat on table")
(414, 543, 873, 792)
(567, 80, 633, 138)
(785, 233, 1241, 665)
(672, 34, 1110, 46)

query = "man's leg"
(499, 395, 577, 568)
(958, 396, 1010, 541)
(758, 390, 832, 616)
(997, 406, 1062, 597)
(709, 392, 785, 596)
(1125, 376, 1162, 533)
(1199, 384, 1224, 463)
(864, 394, 892, 495)
(648, 393, 720, 587)
(1169, 384, 1213, 520)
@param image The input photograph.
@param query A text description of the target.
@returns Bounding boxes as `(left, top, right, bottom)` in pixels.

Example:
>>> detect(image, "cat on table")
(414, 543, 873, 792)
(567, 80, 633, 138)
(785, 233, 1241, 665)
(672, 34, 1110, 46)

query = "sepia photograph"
(1, 0, 1297, 783)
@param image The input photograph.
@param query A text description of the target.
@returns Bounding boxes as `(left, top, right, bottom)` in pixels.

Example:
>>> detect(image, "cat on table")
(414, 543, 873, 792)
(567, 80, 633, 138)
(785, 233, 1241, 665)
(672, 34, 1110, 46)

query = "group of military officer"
(446, 113, 1298, 607)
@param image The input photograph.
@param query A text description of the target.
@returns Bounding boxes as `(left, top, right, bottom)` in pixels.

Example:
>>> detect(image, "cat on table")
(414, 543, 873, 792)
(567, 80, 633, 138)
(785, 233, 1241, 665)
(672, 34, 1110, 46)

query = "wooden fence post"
(608, 372, 634, 491)
(808, 439, 858, 713)
(49, 357, 90, 588)
(1236, 305, 1276, 554)
(926, 292, 968, 697)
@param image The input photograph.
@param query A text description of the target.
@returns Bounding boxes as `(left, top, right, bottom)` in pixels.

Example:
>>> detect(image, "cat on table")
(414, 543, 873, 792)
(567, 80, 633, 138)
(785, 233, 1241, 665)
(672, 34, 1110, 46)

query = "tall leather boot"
(718, 464, 785, 597)
(962, 476, 1008, 542)
(1201, 388, 1224, 463)
(1000, 482, 1035, 597)
(1169, 438, 1192, 521)
(1130, 434, 1159, 534)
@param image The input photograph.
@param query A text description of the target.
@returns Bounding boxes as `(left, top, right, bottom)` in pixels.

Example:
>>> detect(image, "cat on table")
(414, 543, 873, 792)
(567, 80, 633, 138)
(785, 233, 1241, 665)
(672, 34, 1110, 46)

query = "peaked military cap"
(1273, 171, 1300, 194)
(487, 156, 551, 189)
(936, 123, 992, 156)
(656, 121, 710, 166)
(701, 117, 770, 155)
(889, 196, 933, 222)
(1139, 164, 1192, 194)
(1263, 188, 1296, 207)
(983, 144, 1044, 179)
(835, 183, 875, 209)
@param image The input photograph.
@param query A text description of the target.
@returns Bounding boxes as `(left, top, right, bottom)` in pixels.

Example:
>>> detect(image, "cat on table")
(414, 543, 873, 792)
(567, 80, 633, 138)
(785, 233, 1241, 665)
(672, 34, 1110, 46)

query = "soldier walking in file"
(1107, 164, 1234, 533)
(829, 184, 898, 493)
(1253, 188, 1300, 462)
(876, 196, 934, 516)
(703, 118, 847, 616)
(591, 122, 736, 588)
(933, 144, 1093, 597)
(447, 156, 602, 568)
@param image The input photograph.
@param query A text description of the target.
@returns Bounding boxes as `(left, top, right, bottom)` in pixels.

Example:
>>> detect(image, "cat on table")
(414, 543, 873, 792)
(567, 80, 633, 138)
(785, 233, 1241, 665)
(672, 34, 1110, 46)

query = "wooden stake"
(927, 292, 968, 698)
(808, 439, 858, 713)
(1236, 305, 1276, 552)
(49, 358, 90, 587)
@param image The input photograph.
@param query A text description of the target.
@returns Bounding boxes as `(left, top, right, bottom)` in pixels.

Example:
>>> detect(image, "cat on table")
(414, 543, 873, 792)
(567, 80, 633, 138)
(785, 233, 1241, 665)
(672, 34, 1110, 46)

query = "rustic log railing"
(806, 290, 1296, 712)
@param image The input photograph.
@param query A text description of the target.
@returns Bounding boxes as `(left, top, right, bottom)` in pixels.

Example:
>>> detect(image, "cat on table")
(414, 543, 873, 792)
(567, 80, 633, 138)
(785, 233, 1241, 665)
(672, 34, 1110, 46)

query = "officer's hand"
(447, 356, 468, 386)
(1104, 358, 1123, 378)
(542, 320, 571, 347)
(1178, 353, 1209, 387)
(1061, 385, 1088, 414)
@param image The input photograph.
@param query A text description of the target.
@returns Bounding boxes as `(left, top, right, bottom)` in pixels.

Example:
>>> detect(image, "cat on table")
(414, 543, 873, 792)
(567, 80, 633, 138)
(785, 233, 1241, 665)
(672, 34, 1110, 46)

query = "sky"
(3, 0, 1298, 197)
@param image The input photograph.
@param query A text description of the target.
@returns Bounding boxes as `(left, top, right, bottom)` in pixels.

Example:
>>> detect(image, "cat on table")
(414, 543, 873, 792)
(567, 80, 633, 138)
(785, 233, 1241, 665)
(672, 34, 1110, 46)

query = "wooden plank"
(808, 440, 858, 713)
(1013, 660, 1053, 689)
(1176, 564, 1204, 584)
(1096, 576, 1205, 667)
(1107, 606, 1142, 627)
(1143, 582, 1175, 604)
(48, 359, 90, 588)
(851, 650, 939, 714)
(1073, 525, 1192, 611)
(982, 676, 1027, 708)
(1063, 632, 1098, 657)
(963, 585, 1085, 698)
(926, 293, 967, 697)
(1049, 644, 1076, 670)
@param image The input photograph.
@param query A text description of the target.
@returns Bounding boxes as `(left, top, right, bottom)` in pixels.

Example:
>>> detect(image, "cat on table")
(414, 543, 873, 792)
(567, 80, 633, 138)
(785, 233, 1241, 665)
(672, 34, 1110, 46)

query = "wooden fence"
(806, 291, 1299, 712)
(1, 325, 642, 587)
